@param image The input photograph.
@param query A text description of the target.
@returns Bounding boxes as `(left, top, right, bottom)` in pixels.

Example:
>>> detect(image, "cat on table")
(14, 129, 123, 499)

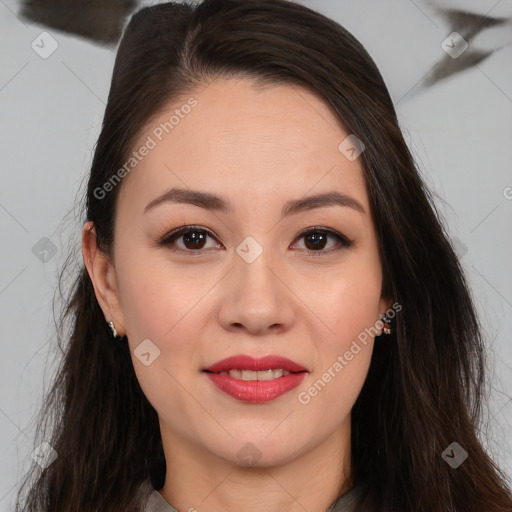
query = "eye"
(158, 225, 352, 256)
(291, 227, 352, 255)
(158, 225, 222, 253)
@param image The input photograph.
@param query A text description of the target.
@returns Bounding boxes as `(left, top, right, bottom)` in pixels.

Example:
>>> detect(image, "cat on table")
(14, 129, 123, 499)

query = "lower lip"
(204, 371, 307, 403)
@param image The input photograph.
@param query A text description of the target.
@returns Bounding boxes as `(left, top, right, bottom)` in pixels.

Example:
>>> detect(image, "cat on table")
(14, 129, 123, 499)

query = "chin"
(211, 435, 310, 469)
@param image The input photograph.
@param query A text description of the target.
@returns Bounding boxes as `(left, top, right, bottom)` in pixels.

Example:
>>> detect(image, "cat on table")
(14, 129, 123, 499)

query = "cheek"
(306, 258, 383, 344)
(300, 252, 382, 395)
(115, 250, 204, 416)
(114, 247, 215, 386)
(297, 270, 380, 424)
(115, 246, 200, 341)
(116, 261, 170, 340)
(319, 276, 379, 376)
(335, 276, 382, 342)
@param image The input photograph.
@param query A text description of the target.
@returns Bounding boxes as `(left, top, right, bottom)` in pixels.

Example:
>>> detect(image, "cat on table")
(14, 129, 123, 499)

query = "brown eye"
(159, 225, 352, 257)
(293, 227, 352, 254)
(303, 231, 329, 250)
(160, 226, 221, 252)
(180, 230, 207, 250)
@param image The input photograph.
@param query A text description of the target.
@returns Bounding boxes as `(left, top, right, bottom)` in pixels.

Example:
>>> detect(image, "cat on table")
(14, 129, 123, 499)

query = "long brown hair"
(16, 1, 512, 510)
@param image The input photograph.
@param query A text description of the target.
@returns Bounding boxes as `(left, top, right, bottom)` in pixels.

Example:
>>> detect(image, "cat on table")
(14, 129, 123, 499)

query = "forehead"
(118, 77, 369, 215)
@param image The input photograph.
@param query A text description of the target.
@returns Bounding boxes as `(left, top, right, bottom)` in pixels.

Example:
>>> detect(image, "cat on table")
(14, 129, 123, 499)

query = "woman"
(16, 0, 512, 511)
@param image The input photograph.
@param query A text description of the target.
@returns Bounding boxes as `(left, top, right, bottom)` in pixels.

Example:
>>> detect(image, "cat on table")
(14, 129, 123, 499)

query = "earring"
(108, 321, 120, 339)
(381, 314, 392, 335)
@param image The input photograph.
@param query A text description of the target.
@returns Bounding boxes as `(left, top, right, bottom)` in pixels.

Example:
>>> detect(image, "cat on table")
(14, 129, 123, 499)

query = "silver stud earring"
(108, 321, 120, 339)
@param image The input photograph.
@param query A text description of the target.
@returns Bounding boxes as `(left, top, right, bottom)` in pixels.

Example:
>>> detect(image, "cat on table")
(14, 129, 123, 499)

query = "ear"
(378, 296, 393, 317)
(82, 221, 126, 337)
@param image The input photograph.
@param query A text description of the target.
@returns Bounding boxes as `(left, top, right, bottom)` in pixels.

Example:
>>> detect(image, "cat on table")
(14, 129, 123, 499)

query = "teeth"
(218, 369, 292, 380)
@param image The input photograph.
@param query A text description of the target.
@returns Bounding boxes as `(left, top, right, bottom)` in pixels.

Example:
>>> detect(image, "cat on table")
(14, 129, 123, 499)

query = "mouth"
(203, 368, 306, 380)
(202, 354, 309, 403)
(203, 354, 309, 375)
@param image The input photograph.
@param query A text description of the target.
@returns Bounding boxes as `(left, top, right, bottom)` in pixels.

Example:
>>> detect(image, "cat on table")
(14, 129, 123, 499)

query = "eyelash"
(157, 225, 352, 257)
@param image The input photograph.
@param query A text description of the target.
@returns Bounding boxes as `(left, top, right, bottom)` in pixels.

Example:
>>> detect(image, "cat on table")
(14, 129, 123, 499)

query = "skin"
(82, 77, 391, 512)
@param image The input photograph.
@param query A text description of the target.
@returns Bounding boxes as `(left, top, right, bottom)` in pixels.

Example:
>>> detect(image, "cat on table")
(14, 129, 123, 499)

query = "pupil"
(305, 232, 326, 250)
(184, 231, 206, 249)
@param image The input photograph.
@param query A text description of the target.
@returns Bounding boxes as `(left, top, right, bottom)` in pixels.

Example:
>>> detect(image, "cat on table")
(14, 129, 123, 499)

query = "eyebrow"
(144, 187, 366, 217)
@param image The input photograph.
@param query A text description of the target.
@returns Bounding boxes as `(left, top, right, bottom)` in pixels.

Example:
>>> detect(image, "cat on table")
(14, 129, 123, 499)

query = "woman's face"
(86, 77, 389, 467)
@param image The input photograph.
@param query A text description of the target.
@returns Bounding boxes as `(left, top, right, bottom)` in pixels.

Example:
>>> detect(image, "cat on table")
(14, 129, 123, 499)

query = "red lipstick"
(203, 355, 308, 403)
(204, 355, 308, 373)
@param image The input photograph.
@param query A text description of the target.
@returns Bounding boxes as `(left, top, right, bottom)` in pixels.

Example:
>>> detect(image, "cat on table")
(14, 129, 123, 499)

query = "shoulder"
(133, 479, 155, 511)
(135, 478, 363, 512)
(134, 479, 178, 512)
(327, 483, 365, 512)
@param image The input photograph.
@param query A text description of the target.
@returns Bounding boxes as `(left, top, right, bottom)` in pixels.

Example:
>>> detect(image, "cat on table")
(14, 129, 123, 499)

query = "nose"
(217, 247, 296, 336)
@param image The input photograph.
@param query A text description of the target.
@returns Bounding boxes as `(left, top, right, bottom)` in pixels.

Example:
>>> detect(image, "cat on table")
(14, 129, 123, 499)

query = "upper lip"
(203, 355, 309, 373)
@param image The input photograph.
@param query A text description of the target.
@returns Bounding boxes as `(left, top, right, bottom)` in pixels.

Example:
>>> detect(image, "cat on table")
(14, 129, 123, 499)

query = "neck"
(158, 420, 352, 512)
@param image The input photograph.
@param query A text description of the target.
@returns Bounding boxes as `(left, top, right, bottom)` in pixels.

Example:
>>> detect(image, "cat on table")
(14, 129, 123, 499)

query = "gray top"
(137, 479, 364, 512)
